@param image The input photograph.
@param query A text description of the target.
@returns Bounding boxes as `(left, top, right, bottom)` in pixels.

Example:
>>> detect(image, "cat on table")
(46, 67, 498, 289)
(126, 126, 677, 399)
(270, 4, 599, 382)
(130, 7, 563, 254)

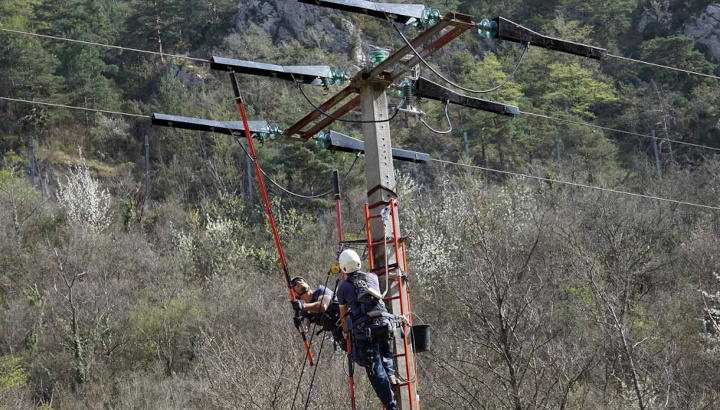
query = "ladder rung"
(339, 239, 367, 245)
(372, 265, 400, 273)
(371, 239, 396, 247)
(392, 353, 406, 359)
(384, 295, 401, 302)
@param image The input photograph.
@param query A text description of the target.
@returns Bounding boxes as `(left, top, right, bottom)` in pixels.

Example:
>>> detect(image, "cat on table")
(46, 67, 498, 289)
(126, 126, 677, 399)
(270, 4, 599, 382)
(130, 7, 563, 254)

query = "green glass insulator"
(429, 8, 440, 26)
(397, 80, 408, 97)
(335, 69, 346, 86)
(328, 69, 336, 86)
(268, 125, 279, 140)
(315, 131, 331, 149)
(478, 18, 498, 38)
(259, 132, 268, 141)
(369, 50, 389, 67)
(421, 8, 440, 27)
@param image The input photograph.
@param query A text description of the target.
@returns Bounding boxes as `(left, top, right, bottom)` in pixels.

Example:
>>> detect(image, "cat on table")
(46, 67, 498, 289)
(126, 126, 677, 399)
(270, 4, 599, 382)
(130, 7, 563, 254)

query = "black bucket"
(410, 324, 431, 353)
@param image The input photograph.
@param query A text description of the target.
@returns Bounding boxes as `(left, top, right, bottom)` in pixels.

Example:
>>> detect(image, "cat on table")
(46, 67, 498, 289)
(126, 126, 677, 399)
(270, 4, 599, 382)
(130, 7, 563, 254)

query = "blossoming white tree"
(56, 150, 111, 232)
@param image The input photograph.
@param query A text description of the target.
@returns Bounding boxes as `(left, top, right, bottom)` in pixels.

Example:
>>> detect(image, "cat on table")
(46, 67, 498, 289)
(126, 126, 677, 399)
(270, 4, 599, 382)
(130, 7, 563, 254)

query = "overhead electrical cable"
(0, 27, 210, 63)
(520, 110, 720, 153)
(392, 22, 529, 94)
(420, 100, 453, 134)
(607, 53, 720, 81)
(3, 26, 719, 83)
(297, 83, 401, 124)
(232, 133, 361, 199)
(5, 94, 720, 156)
(0, 96, 151, 118)
(429, 158, 720, 211)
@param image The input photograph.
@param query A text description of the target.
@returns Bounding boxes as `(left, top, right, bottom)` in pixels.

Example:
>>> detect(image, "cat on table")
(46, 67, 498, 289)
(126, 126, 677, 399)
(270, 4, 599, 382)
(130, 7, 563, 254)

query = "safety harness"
(347, 271, 399, 344)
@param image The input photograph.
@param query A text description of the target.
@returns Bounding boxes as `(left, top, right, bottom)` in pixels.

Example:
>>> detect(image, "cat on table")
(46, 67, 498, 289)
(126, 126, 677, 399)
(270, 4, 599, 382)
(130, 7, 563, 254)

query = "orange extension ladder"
(364, 198, 420, 410)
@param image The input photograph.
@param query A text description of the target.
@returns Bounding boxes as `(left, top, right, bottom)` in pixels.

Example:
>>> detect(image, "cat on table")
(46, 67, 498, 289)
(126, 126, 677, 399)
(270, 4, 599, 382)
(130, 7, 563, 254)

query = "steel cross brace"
(285, 12, 474, 140)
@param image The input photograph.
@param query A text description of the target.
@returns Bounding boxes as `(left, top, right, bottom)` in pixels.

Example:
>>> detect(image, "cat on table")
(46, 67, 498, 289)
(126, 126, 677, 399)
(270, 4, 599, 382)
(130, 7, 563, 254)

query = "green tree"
(638, 36, 715, 92)
(0, 0, 64, 146)
(36, 0, 120, 110)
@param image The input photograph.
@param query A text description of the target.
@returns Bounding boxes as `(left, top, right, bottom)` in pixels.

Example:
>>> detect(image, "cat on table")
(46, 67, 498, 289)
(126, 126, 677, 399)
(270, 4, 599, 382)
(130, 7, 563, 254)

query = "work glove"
(293, 317, 302, 328)
(291, 300, 305, 311)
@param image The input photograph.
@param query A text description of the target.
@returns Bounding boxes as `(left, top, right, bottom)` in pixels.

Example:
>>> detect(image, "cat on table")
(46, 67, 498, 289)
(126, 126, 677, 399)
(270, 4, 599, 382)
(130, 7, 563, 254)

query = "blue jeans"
(358, 339, 397, 410)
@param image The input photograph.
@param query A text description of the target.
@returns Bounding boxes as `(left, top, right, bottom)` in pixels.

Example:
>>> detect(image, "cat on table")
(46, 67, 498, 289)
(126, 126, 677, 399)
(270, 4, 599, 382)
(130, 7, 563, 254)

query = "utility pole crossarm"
(320, 130, 430, 163)
(210, 57, 334, 84)
(414, 77, 519, 116)
(152, 113, 269, 135)
(285, 86, 358, 138)
(297, 0, 426, 24)
(285, 12, 474, 140)
(493, 16, 607, 60)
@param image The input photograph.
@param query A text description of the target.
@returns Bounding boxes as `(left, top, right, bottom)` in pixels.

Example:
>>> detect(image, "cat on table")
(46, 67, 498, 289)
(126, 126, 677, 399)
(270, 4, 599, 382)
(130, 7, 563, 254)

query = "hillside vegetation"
(1, 0, 720, 408)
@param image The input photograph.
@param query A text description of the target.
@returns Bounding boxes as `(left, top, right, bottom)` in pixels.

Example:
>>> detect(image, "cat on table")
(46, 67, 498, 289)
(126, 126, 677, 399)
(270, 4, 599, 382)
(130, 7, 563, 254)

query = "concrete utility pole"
(29, 134, 36, 187)
(361, 82, 415, 407)
(463, 131, 470, 158)
(554, 131, 562, 179)
(144, 134, 151, 209)
(652, 130, 661, 176)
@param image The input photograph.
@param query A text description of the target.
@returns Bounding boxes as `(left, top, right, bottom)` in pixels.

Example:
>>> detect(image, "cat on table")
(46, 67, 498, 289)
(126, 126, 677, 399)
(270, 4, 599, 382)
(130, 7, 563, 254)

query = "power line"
(607, 53, 720, 81)
(429, 158, 720, 211)
(0, 27, 210, 63)
(392, 23, 528, 94)
(520, 110, 720, 153)
(6, 92, 719, 158)
(420, 100, 452, 134)
(232, 133, 361, 199)
(4, 26, 719, 85)
(0, 95, 151, 118)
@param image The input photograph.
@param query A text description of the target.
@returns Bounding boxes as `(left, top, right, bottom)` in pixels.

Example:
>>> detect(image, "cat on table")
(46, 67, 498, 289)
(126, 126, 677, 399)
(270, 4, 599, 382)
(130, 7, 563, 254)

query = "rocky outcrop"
(638, 1, 672, 33)
(682, 3, 720, 62)
(168, 63, 204, 90)
(234, 0, 360, 58)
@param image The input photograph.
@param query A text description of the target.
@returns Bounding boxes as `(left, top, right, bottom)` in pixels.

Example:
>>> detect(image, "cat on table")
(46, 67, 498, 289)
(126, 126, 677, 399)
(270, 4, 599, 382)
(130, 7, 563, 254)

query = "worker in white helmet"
(336, 249, 400, 410)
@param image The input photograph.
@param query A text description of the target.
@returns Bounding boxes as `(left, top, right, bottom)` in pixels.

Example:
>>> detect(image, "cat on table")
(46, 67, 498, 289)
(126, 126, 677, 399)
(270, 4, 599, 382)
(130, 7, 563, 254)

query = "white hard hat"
(338, 249, 361, 274)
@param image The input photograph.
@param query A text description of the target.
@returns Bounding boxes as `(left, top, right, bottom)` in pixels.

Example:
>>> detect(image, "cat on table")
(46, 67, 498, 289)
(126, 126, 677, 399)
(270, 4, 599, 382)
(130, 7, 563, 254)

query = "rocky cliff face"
(638, 2, 720, 63)
(683, 3, 720, 62)
(234, 0, 365, 67)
